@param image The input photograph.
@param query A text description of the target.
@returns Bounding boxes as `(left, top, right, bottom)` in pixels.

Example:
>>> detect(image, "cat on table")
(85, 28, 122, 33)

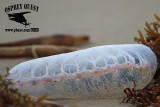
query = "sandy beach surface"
(0, 0, 160, 107)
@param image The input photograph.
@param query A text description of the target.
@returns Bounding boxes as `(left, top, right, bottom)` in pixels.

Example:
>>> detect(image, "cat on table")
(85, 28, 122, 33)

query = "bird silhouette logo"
(7, 11, 31, 27)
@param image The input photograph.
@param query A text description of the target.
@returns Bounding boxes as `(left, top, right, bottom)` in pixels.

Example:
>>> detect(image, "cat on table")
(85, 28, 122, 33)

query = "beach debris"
(0, 34, 89, 46)
(7, 44, 157, 99)
(122, 80, 160, 107)
(0, 74, 63, 107)
(0, 45, 78, 58)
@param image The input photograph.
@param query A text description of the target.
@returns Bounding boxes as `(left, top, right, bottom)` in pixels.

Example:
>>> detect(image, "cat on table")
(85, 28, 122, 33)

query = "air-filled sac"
(7, 44, 157, 99)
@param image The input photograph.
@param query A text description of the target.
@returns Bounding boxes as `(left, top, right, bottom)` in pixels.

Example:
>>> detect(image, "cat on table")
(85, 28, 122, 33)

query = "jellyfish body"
(7, 44, 157, 99)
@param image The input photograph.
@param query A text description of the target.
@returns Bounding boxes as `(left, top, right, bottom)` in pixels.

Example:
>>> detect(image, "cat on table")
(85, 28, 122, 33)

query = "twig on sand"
(0, 45, 78, 58)
(0, 34, 89, 46)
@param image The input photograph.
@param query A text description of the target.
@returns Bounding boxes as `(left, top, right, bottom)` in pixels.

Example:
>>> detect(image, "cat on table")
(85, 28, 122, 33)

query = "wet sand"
(0, 0, 160, 106)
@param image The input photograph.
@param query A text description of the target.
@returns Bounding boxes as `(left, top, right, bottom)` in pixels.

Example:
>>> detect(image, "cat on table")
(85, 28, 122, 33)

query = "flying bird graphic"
(7, 11, 31, 27)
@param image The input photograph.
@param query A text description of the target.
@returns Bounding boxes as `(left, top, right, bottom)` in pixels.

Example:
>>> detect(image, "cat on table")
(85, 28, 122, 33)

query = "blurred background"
(0, 0, 160, 107)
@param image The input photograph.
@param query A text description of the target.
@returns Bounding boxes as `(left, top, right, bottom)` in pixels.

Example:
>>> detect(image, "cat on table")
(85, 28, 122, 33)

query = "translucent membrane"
(7, 44, 157, 99)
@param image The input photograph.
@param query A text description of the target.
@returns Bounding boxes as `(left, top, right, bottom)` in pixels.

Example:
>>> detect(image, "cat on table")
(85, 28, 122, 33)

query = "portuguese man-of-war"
(7, 44, 157, 99)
